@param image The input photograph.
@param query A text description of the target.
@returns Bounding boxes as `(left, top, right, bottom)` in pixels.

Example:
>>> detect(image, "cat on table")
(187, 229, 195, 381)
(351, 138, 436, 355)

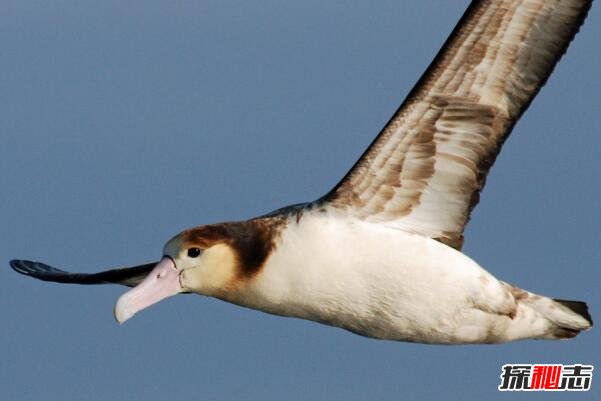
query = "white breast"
(234, 210, 515, 344)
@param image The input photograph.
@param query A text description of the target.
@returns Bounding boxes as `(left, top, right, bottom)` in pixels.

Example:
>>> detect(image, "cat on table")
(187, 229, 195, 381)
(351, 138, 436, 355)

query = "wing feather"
(10, 259, 156, 287)
(319, 0, 592, 249)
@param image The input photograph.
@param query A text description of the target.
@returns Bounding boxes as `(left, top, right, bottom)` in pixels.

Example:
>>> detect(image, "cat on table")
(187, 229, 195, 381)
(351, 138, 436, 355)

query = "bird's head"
(114, 220, 279, 324)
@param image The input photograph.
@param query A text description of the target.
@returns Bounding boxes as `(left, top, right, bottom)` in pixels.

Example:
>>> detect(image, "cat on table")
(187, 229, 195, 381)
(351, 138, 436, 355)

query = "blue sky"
(2, 1, 600, 400)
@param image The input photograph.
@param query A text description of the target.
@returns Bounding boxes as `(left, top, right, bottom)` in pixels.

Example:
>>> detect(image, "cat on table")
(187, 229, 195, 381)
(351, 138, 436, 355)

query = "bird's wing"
(319, 0, 592, 250)
(10, 259, 156, 287)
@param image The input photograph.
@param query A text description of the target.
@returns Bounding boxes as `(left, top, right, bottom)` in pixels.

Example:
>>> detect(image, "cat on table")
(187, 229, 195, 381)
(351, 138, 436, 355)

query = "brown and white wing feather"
(320, 0, 592, 249)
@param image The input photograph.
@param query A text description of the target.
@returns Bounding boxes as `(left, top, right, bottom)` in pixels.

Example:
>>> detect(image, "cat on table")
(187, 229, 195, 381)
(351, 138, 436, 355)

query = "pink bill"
(114, 257, 182, 324)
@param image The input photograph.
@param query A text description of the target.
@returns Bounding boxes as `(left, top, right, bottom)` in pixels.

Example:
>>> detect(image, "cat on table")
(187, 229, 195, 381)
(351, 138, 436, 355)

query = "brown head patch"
(181, 215, 288, 279)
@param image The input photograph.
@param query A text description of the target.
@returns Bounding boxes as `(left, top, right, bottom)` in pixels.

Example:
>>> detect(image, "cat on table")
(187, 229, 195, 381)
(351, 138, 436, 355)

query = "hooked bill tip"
(114, 294, 136, 324)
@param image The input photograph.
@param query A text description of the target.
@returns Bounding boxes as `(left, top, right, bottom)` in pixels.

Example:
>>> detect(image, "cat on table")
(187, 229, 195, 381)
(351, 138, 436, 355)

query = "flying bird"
(10, 0, 594, 344)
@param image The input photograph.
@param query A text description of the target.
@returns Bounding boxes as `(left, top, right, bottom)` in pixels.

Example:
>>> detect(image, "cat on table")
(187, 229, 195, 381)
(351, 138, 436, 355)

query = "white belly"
(239, 212, 515, 344)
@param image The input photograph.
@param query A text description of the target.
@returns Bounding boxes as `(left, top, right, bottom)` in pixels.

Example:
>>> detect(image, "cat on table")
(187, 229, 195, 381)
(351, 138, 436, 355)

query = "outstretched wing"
(319, 0, 592, 249)
(10, 259, 156, 287)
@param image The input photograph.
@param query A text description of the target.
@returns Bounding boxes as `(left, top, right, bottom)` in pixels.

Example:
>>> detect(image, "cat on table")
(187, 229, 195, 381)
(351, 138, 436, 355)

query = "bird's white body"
(237, 211, 587, 343)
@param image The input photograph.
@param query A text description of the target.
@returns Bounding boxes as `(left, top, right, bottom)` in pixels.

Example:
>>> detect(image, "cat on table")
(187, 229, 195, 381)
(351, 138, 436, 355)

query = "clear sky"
(2, 1, 600, 400)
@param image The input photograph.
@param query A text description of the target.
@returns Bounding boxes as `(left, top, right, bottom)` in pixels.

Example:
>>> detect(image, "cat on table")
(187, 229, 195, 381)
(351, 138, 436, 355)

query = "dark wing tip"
(10, 259, 156, 286)
(9, 259, 70, 281)
(9, 259, 26, 273)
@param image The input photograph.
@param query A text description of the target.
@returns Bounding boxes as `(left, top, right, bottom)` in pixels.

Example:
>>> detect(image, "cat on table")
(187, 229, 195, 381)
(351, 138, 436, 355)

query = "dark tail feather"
(553, 299, 593, 327)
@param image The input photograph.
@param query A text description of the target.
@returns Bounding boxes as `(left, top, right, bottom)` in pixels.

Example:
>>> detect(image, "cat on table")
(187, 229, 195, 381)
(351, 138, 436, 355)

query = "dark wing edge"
(9, 259, 156, 287)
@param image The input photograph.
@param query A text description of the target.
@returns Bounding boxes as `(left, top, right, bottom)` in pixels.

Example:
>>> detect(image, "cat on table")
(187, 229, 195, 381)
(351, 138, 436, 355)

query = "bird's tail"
(541, 298, 593, 339)
(502, 284, 592, 341)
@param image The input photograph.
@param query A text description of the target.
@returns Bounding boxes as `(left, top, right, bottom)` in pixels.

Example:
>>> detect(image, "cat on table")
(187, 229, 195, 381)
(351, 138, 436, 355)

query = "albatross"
(10, 0, 594, 344)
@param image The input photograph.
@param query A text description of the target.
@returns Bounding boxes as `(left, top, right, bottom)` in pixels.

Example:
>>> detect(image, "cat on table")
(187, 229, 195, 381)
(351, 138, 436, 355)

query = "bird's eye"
(187, 248, 201, 258)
